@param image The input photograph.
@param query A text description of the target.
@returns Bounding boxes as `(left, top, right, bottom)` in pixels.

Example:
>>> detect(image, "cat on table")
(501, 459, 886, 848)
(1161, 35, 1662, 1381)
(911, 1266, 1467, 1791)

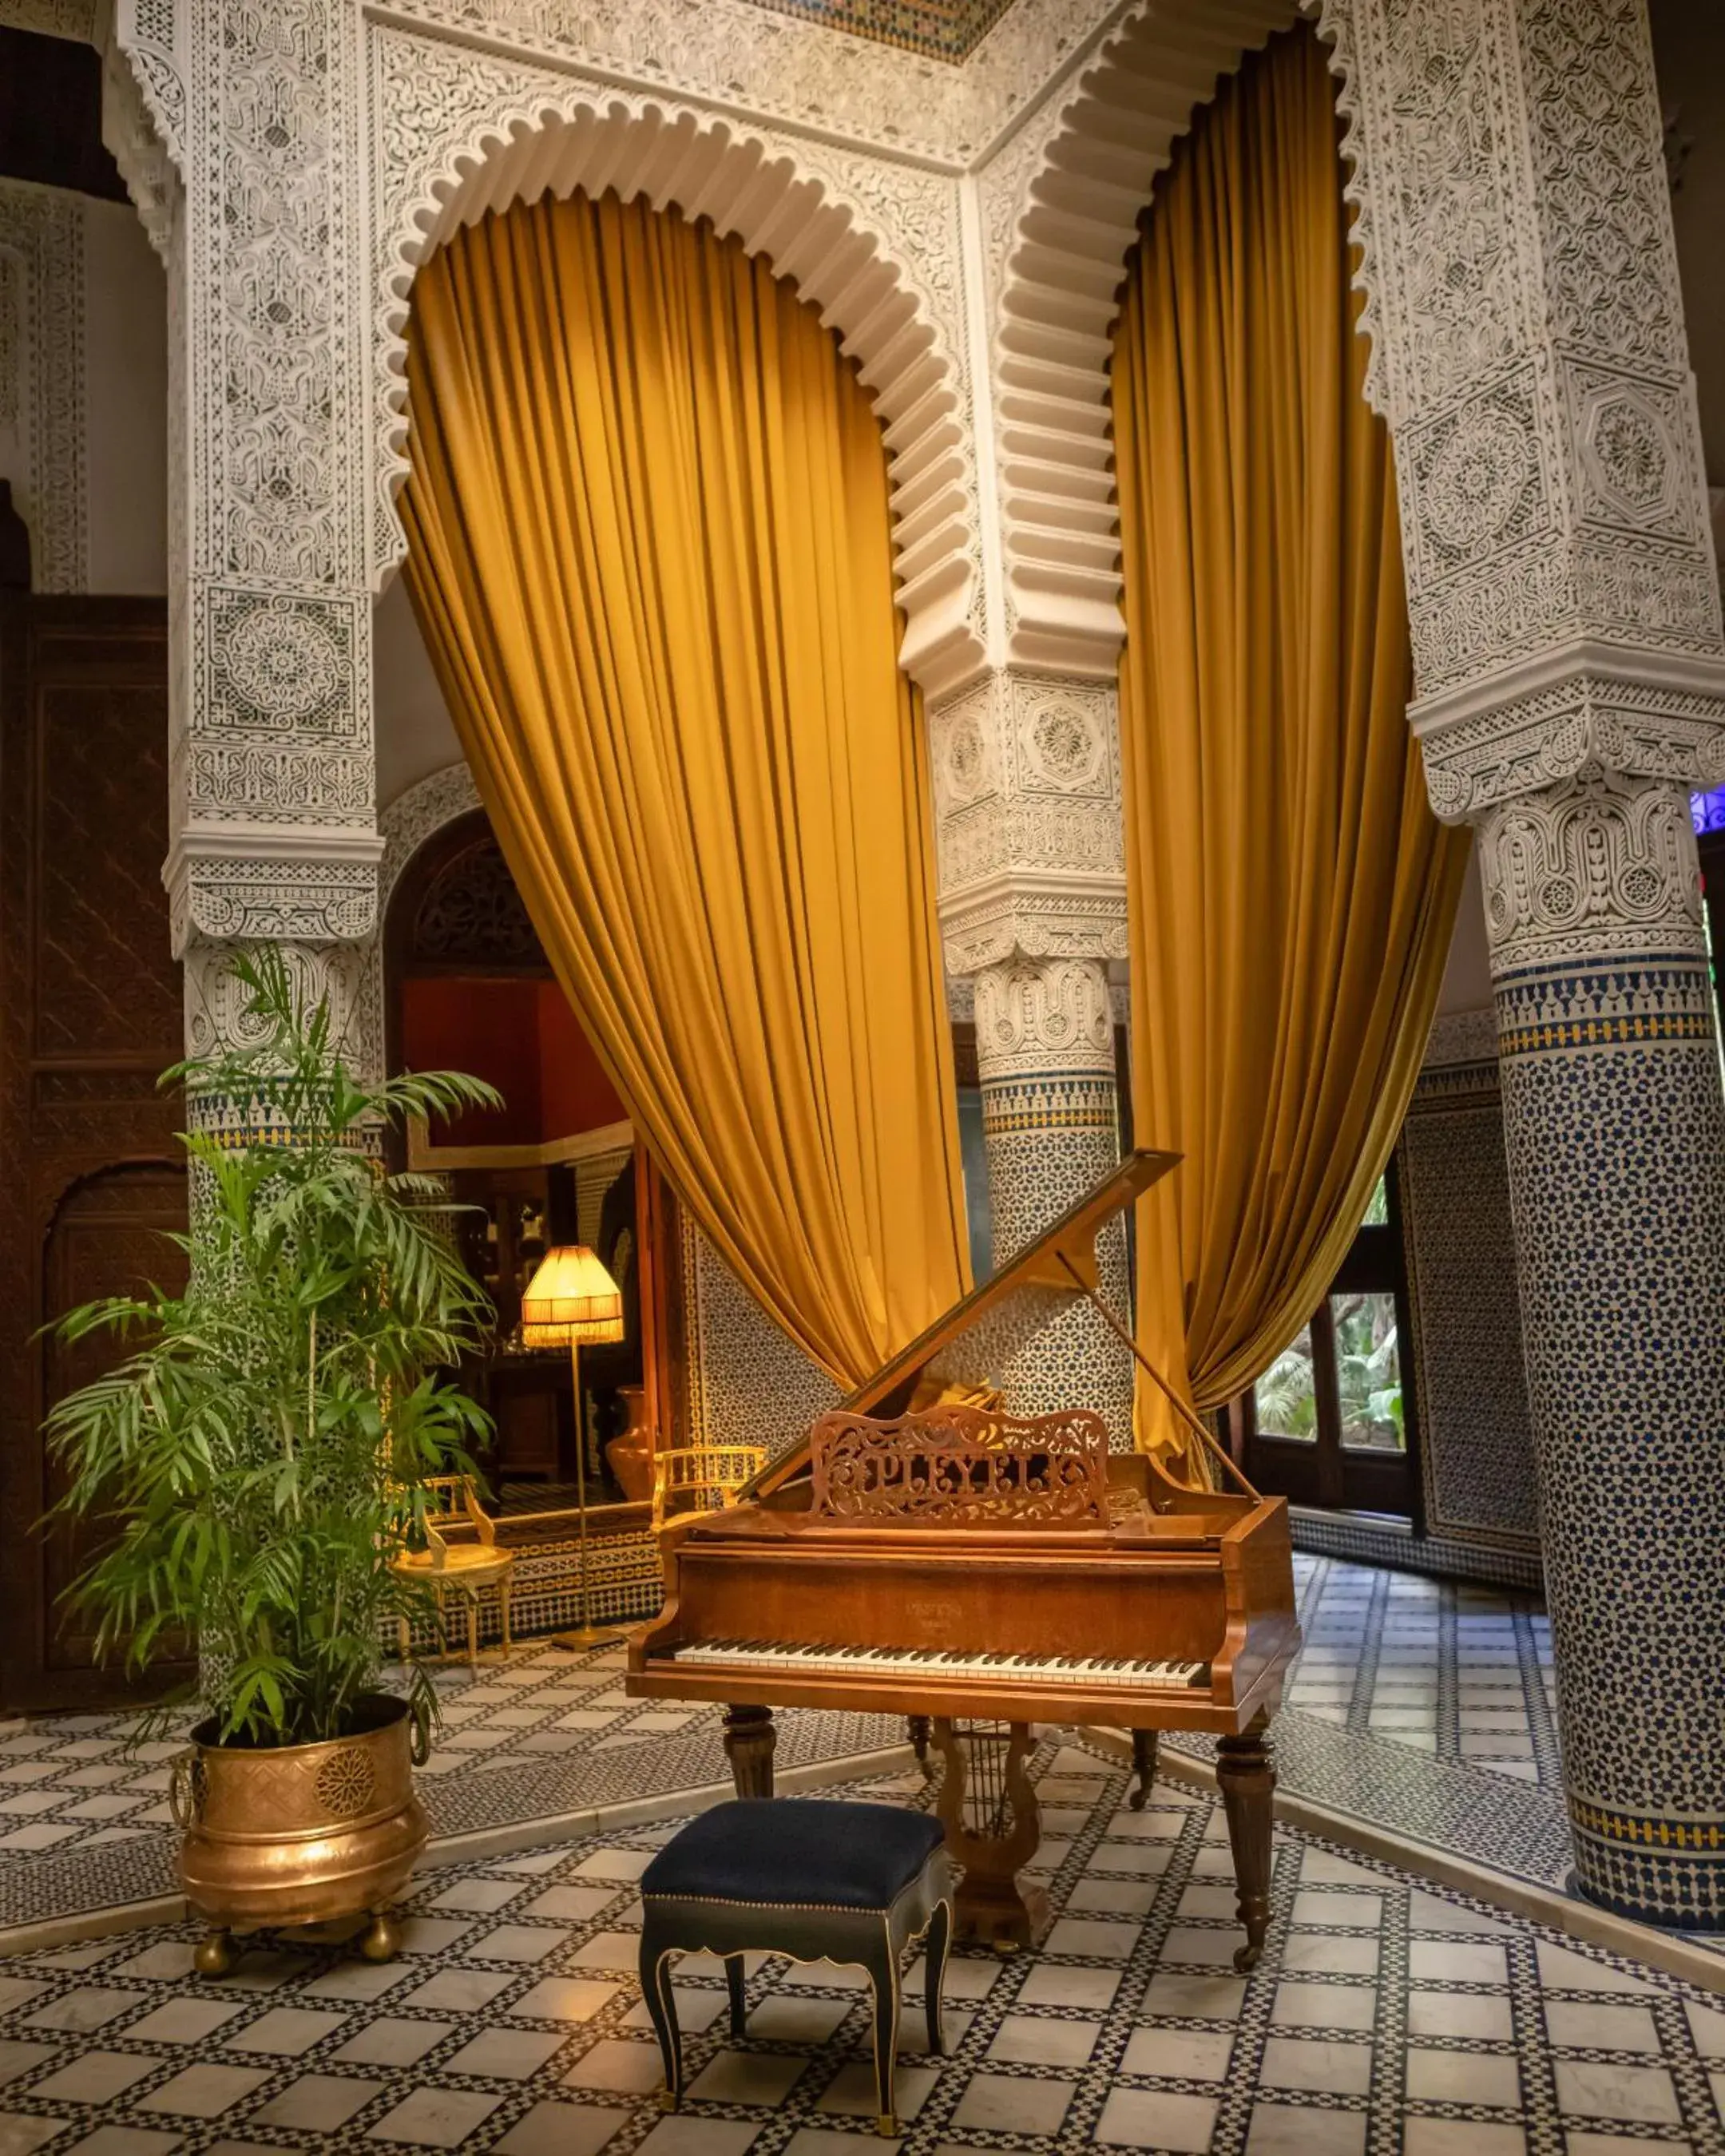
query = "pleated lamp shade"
(520, 1244, 625, 1347)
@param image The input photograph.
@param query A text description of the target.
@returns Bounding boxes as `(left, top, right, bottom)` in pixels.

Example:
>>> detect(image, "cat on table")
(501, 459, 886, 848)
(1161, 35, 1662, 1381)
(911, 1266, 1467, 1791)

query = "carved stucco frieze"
(929, 670, 1128, 976)
(1416, 648, 1725, 824)
(1475, 767, 1703, 977)
(0, 179, 87, 594)
(367, 0, 1121, 166)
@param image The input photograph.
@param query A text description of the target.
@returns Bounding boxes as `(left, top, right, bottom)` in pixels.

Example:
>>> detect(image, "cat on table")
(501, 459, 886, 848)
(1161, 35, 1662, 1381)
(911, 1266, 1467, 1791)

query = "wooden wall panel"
(0, 595, 188, 1714)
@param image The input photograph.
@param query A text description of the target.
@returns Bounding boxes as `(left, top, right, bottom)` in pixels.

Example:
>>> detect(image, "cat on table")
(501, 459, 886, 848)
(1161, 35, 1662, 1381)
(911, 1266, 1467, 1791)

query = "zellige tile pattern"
(1, 1739, 1722, 2153)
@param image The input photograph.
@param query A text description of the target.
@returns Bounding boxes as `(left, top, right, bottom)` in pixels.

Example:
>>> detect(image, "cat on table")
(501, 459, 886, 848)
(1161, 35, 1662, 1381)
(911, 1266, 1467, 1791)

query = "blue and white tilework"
(1493, 945, 1725, 1932)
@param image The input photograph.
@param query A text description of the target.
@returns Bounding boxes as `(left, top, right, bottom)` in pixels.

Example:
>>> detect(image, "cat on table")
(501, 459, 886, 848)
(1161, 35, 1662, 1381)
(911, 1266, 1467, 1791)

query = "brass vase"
(605, 1384, 656, 1504)
(170, 1694, 429, 1975)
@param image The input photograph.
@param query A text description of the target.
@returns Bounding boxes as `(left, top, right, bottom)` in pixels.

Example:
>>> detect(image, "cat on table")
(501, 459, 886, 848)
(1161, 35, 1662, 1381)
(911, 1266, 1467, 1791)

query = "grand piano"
(628, 1149, 1299, 1965)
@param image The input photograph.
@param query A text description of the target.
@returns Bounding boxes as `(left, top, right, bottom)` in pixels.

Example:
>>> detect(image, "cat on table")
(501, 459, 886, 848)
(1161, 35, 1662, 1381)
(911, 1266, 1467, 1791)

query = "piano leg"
(1128, 1728, 1159, 1811)
(723, 1703, 776, 1799)
(907, 1714, 934, 1778)
(1215, 1710, 1275, 1973)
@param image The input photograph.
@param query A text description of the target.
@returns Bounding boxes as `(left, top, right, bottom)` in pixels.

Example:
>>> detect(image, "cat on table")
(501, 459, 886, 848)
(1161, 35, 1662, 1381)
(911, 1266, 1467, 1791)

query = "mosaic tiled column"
(1472, 772, 1725, 1928)
(971, 953, 1132, 1445)
(926, 669, 1134, 1446)
(1326, 0, 1725, 1929)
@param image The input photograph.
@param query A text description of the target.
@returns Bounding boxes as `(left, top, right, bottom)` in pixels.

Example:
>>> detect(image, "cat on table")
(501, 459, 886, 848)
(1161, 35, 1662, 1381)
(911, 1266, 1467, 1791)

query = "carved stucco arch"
(368, 26, 985, 698)
(985, 0, 1400, 678)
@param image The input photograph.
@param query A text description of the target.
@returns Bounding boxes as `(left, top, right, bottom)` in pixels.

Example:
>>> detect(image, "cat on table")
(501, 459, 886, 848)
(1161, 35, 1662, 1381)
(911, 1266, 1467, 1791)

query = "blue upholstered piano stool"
(638, 1798, 954, 2136)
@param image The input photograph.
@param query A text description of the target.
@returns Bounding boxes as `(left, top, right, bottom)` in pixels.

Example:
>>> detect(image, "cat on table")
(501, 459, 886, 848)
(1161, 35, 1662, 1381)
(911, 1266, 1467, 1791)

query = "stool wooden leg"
(724, 1954, 747, 2039)
(396, 1616, 409, 1665)
(863, 1942, 900, 2136)
(639, 1931, 682, 2110)
(923, 1898, 953, 2056)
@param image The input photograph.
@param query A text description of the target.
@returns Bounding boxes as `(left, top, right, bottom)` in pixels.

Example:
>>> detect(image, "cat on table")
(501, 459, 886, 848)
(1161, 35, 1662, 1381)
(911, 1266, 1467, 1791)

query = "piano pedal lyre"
(931, 1718, 1045, 1952)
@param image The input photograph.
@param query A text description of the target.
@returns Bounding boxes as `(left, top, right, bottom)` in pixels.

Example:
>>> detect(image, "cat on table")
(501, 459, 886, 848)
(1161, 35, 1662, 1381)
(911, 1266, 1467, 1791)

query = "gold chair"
(650, 1445, 767, 1533)
(392, 1475, 515, 1677)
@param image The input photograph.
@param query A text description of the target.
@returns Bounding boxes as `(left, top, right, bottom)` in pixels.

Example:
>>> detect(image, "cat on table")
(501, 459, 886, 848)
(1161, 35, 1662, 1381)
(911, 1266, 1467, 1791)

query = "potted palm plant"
(46, 949, 501, 1972)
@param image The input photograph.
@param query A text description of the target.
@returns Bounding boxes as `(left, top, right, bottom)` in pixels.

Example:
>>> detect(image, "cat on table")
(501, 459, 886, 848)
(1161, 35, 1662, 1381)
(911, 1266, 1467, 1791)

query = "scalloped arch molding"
(372, 36, 983, 698)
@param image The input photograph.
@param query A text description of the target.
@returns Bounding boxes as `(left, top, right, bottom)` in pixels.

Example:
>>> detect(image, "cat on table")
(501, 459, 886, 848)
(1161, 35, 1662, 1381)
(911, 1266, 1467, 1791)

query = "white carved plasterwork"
(929, 669, 1127, 975)
(1416, 647, 1725, 824)
(366, 20, 984, 695)
(974, 955, 1114, 1080)
(134, 0, 380, 975)
(367, 0, 1120, 167)
(1519, 0, 1683, 381)
(184, 937, 367, 1062)
(102, 40, 181, 260)
(1314, 0, 1723, 719)
(109, 0, 188, 187)
(0, 180, 86, 594)
(984, 0, 1294, 672)
(1475, 767, 1703, 975)
(0, 0, 93, 37)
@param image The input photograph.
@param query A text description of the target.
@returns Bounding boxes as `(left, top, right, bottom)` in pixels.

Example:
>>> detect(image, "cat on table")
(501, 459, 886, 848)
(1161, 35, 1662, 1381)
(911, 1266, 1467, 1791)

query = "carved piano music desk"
(629, 1150, 1300, 1965)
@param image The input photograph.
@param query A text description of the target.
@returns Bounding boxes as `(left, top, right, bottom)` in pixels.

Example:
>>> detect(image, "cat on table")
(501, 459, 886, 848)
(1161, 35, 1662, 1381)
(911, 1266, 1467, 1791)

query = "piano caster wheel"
(657, 2092, 680, 2114)
(1234, 1942, 1263, 1974)
(877, 2117, 897, 2138)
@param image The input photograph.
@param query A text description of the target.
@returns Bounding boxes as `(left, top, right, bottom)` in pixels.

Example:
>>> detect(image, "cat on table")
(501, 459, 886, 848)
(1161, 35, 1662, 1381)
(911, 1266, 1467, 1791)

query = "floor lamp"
(521, 1243, 626, 1651)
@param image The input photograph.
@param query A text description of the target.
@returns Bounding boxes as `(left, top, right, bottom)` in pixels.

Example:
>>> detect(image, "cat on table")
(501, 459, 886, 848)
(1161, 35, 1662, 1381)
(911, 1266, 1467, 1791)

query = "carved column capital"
(972, 955, 1113, 1084)
(1474, 767, 1703, 981)
(928, 668, 1127, 977)
(1415, 643, 1725, 826)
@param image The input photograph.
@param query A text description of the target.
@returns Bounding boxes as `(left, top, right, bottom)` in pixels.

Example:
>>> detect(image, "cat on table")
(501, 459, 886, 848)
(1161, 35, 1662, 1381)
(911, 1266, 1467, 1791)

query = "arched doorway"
(382, 806, 678, 1528)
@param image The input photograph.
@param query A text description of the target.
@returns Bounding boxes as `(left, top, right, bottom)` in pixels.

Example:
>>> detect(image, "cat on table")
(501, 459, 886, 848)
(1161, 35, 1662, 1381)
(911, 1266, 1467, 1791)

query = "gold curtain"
(399, 191, 970, 1387)
(1112, 24, 1469, 1468)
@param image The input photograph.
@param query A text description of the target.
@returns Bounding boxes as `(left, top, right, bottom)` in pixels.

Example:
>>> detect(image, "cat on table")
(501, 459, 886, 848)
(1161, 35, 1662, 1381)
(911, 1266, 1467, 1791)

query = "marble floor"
(1, 1737, 1721, 2156)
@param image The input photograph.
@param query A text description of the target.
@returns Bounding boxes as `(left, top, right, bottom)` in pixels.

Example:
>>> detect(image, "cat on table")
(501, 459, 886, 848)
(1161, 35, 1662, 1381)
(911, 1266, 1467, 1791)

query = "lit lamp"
(520, 1244, 625, 1650)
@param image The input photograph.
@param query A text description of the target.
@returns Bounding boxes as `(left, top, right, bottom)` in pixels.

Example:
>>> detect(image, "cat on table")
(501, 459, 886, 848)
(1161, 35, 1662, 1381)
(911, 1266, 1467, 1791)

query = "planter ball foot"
(360, 1910, 402, 1964)
(193, 1929, 235, 1977)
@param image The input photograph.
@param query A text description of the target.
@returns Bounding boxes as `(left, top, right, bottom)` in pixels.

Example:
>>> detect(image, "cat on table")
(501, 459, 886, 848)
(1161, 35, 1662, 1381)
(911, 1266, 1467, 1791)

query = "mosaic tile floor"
(1284, 1557, 1560, 1788)
(0, 1651, 898, 1933)
(1, 1738, 1722, 2156)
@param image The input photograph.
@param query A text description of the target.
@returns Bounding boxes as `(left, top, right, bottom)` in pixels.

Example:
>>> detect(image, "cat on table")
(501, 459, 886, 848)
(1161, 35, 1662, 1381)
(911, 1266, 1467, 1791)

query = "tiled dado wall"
(1394, 1011, 1543, 1590)
(680, 1217, 841, 1460)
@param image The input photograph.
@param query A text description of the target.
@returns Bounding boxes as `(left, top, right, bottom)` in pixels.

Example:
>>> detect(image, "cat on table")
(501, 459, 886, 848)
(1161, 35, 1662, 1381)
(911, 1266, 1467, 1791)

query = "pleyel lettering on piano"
(629, 1149, 1300, 1963)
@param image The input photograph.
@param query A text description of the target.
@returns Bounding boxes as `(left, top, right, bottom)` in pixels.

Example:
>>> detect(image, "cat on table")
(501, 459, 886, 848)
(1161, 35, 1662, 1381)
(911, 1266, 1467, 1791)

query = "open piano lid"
(743, 1146, 1180, 1501)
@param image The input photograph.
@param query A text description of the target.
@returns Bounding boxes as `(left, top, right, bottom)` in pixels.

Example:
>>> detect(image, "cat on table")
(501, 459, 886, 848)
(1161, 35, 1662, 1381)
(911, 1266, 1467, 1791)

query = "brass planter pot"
(171, 1694, 429, 1975)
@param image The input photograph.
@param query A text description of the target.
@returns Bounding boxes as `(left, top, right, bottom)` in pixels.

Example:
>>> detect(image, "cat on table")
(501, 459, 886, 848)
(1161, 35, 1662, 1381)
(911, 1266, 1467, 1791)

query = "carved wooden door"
(0, 595, 190, 1714)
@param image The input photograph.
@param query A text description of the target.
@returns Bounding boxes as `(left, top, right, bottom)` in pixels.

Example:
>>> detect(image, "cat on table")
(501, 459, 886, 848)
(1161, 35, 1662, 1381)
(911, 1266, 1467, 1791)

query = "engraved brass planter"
(170, 1694, 429, 1975)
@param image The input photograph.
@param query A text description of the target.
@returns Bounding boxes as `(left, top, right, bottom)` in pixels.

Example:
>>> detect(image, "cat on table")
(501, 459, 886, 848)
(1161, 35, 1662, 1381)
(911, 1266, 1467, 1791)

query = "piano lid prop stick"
(1054, 1250, 1262, 1501)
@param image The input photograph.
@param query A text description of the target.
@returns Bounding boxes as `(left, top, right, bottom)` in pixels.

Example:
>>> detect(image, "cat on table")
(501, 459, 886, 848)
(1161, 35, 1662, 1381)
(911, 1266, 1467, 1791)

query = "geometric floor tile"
(0, 1738, 1722, 2154)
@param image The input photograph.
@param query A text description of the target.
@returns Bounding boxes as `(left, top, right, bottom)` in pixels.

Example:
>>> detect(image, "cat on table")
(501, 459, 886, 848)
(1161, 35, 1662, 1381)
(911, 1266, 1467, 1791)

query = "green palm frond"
(46, 945, 499, 1748)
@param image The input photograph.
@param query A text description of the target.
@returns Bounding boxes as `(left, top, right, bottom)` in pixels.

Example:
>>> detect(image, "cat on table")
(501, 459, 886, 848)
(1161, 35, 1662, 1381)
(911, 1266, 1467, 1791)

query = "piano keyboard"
(669, 1639, 1211, 1691)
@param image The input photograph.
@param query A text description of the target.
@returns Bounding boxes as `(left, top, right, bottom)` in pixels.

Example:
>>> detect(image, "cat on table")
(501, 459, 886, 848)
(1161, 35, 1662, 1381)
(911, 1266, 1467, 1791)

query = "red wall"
(401, 977, 625, 1147)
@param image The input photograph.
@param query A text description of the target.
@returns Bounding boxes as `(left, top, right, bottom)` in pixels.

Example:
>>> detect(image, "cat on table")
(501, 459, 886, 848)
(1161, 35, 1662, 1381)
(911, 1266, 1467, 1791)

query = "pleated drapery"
(1112, 24, 1469, 1470)
(399, 191, 970, 1387)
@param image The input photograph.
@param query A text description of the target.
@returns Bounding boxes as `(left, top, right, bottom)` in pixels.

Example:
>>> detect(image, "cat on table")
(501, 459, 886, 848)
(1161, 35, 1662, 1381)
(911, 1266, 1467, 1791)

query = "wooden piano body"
(628, 1150, 1299, 1962)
